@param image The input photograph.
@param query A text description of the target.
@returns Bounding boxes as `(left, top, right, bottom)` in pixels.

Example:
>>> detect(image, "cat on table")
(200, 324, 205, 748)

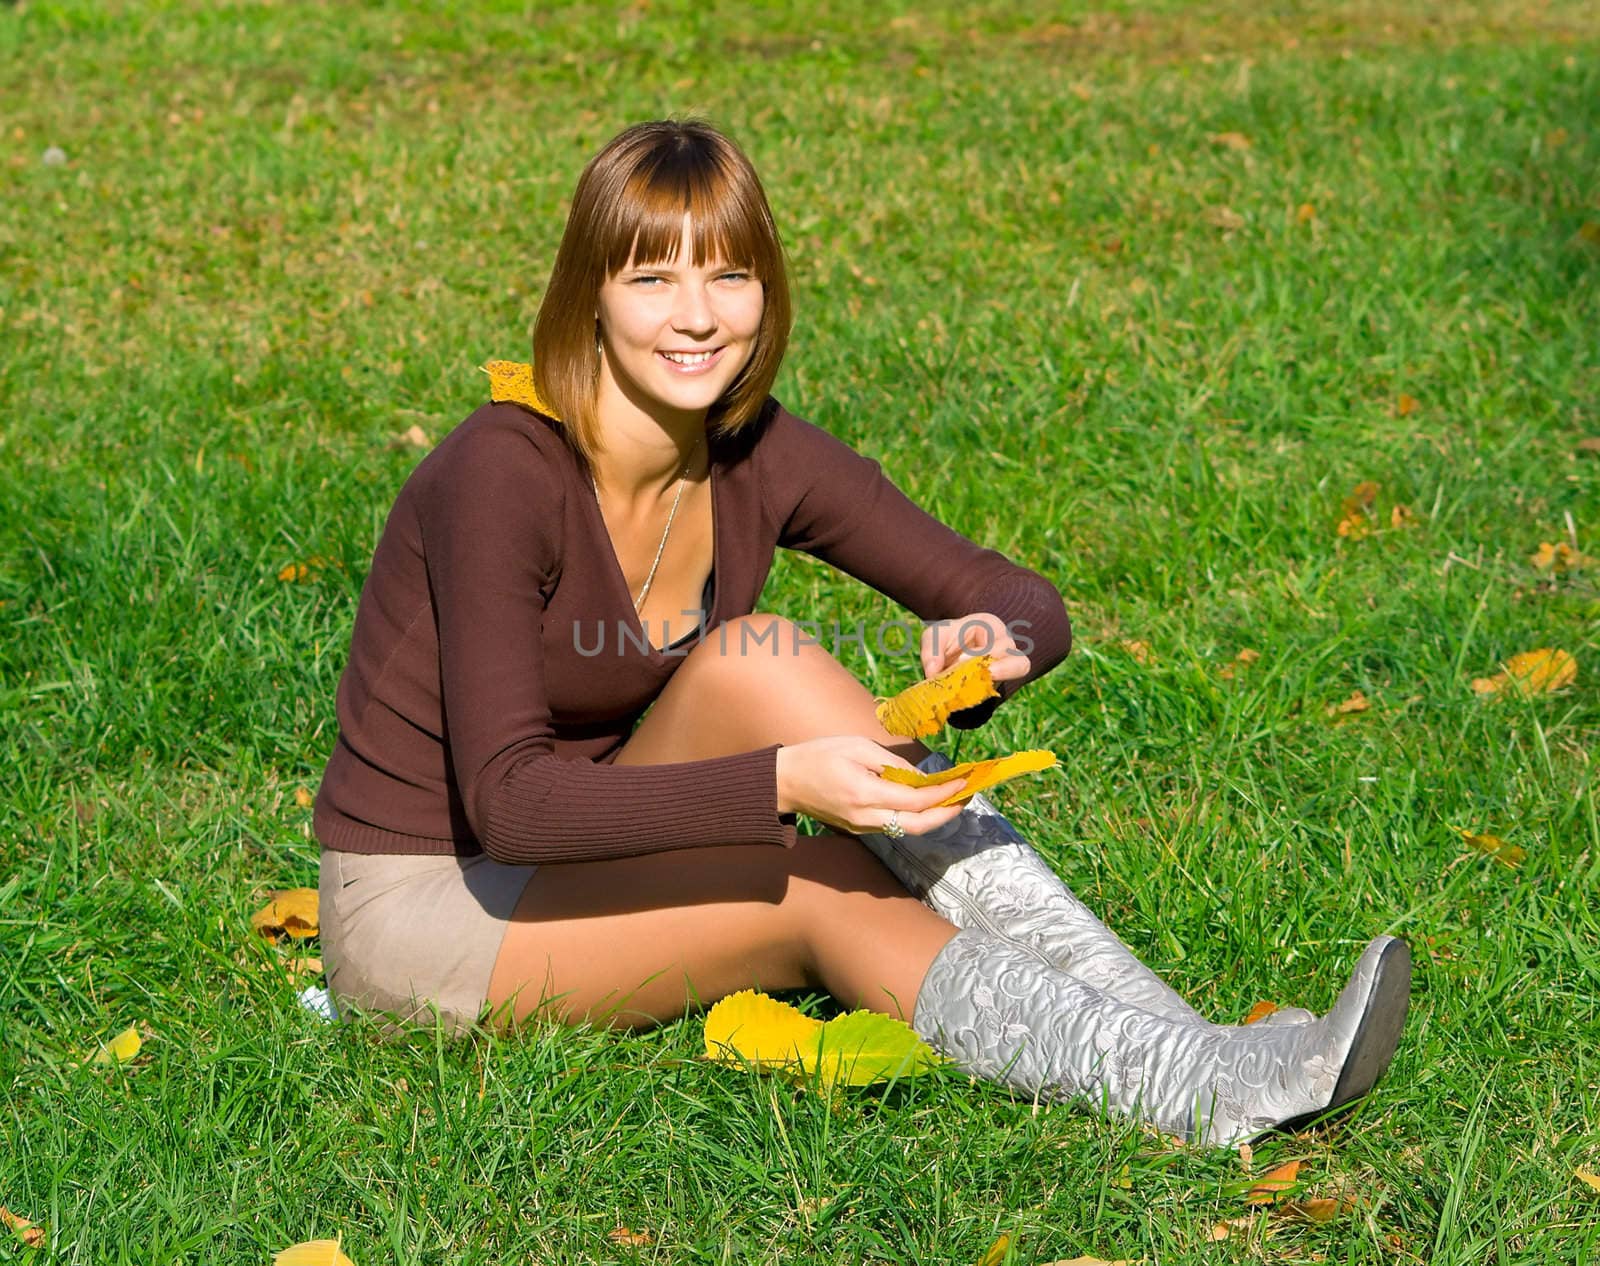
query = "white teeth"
(662, 350, 714, 365)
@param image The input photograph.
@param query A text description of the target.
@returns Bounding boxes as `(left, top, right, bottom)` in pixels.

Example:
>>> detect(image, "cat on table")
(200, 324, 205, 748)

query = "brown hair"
(532, 119, 791, 469)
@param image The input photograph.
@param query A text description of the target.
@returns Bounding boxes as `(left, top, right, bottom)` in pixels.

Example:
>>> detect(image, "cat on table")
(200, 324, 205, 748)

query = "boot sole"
(1273, 937, 1411, 1136)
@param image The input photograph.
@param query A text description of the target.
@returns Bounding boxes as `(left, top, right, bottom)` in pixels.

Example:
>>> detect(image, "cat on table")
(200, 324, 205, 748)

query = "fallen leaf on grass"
(975, 1233, 1011, 1266)
(1209, 1214, 1259, 1241)
(1042, 1257, 1143, 1265)
(1576, 1167, 1600, 1192)
(92, 1022, 143, 1065)
(277, 555, 338, 584)
(1458, 828, 1525, 867)
(1396, 393, 1420, 417)
(1326, 690, 1370, 717)
(274, 1241, 355, 1266)
(1531, 542, 1592, 573)
(388, 424, 431, 450)
(875, 655, 1000, 737)
(1209, 131, 1252, 150)
(252, 889, 320, 942)
(608, 1226, 655, 1247)
(1281, 1195, 1354, 1222)
(878, 750, 1058, 808)
(1577, 437, 1600, 455)
(1471, 648, 1577, 699)
(1204, 206, 1245, 231)
(1117, 639, 1155, 666)
(704, 990, 942, 1087)
(287, 956, 324, 978)
(1336, 480, 1382, 539)
(293, 787, 314, 809)
(1296, 202, 1316, 224)
(1245, 1160, 1303, 1204)
(1243, 1001, 1280, 1025)
(1, 1207, 45, 1248)
(1390, 504, 1415, 529)
(1217, 648, 1260, 681)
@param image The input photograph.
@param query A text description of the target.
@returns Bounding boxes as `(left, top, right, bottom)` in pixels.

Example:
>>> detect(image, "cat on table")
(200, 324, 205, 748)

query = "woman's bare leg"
(614, 613, 931, 767)
(489, 613, 955, 1029)
(486, 833, 959, 1029)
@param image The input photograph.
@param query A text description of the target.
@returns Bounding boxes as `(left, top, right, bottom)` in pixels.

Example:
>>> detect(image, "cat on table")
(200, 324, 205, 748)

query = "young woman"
(315, 119, 1410, 1146)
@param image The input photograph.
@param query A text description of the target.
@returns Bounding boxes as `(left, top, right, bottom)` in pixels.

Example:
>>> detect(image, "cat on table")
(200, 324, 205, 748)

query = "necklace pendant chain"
(591, 437, 704, 614)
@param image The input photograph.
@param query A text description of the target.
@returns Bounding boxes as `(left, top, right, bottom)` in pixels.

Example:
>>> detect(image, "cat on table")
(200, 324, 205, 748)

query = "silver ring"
(882, 812, 906, 840)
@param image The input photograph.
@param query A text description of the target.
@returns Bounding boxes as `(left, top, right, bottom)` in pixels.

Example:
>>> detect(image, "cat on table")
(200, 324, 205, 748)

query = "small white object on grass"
(297, 984, 340, 1023)
(42, 146, 67, 166)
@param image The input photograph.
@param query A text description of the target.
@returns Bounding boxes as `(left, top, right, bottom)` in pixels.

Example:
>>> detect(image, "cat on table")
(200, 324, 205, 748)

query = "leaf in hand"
(878, 750, 1057, 807)
(875, 655, 1000, 738)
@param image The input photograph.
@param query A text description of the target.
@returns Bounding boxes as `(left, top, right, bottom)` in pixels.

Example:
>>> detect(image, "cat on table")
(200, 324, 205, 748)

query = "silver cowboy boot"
(862, 751, 1314, 1026)
(910, 928, 1410, 1147)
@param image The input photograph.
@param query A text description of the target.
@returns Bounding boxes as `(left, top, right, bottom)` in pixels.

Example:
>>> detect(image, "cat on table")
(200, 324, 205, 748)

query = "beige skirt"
(318, 848, 539, 1034)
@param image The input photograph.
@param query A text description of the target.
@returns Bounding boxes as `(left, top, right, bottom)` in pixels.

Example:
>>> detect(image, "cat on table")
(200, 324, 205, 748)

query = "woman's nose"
(671, 280, 716, 334)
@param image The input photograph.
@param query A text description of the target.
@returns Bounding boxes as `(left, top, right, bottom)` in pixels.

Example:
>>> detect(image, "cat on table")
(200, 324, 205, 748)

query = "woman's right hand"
(775, 736, 968, 838)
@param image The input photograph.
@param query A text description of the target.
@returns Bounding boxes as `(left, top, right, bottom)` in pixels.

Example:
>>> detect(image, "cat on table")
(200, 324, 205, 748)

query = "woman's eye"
(719, 271, 752, 283)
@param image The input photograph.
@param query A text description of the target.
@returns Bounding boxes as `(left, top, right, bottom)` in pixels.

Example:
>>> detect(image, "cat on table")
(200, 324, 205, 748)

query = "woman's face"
(596, 214, 765, 422)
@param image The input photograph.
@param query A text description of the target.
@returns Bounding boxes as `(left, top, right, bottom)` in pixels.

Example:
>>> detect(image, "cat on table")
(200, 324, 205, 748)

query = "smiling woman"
(311, 118, 1408, 1149)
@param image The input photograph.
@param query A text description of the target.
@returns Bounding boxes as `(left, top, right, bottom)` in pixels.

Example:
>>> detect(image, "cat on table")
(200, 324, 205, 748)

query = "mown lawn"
(2, 1, 1598, 1262)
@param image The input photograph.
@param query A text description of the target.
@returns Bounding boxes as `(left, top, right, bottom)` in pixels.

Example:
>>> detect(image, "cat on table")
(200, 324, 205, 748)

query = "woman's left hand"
(920, 611, 1031, 684)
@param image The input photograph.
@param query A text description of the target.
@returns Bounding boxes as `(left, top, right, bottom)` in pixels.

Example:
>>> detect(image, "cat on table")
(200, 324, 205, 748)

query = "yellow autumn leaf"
(878, 749, 1058, 808)
(975, 1233, 1012, 1266)
(704, 989, 822, 1069)
(274, 1240, 356, 1266)
(1327, 690, 1371, 717)
(1575, 1167, 1600, 1192)
(1244, 1159, 1302, 1205)
(252, 888, 320, 942)
(1471, 648, 1577, 699)
(1242, 1001, 1280, 1025)
(482, 359, 556, 416)
(704, 991, 941, 1087)
(1281, 1196, 1353, 1223)
(1458, 828, 1526, 868)
(92, 1023, 142, 1065)
(874, 655, 1000, 738)
(1531, 542, 1591, 573)
(1296, 202, 1316, 224)
(293, 787, 314, 809)
(0, 1207, 44, 1248)
(1396, 393, 1420, 417)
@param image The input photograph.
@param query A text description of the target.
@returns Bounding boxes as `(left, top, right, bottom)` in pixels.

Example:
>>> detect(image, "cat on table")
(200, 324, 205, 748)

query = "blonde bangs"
(532, 119, 791, 469)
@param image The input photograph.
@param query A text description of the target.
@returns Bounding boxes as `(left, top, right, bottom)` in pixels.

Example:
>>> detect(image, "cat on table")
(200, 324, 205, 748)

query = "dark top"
(314, 397, 1072, 864)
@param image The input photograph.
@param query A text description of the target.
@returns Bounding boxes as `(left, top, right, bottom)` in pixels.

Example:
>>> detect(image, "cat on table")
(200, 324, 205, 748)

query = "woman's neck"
(591, 371, 709, 504)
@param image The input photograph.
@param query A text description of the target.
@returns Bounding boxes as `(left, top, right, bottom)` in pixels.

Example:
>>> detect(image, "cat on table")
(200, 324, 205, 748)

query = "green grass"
(3, 0, 1599, 1261)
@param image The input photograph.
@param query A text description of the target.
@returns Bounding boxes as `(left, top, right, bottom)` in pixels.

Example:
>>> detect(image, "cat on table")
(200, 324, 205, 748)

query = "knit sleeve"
(416, 419, 797, 864)
(757, 404, 1071, 729)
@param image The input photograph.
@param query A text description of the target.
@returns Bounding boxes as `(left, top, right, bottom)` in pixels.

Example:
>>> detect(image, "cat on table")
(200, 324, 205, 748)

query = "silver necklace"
(591, 437, 704, 613)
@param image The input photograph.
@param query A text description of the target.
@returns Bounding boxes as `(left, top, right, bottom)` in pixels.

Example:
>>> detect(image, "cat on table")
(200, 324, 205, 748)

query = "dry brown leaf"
(252, 888, 320, 942)
(1530, 542, 1592, 573)
(1297, 202, 1317, 223)
(975, 1232, 1012, 1266)
(1217, 648, 1260, 681)
(1396, 393, 1420, 417)
(1575, 1167, 1600, 1192)
(1237, 1142, 1254, 1173)
(1209, 1214, 1259, 1241)
(1244, 1159, 1303, 1205)
(389, 424, 431, 450)
(287, 956, 324, 977)
(293, 786, 314, 809)
(1458, 828, 1526, 868)
(274, 1241, 355, 1266)
(1280, 1196, 1353, 1223)
(1577, 437, 1600, 455)
(1327, 690, 1371, 717)
(875, 655, 1000, 738)
(1041, 1257, 1143, 1265)
(1117, 639, 1155, 666)
(1243, 1001, 1280, 1025)
(608, 1226, 655, 1248)
(1, 1207, 45, 1248)
(879, 750, 1058, 808)
(1210, 131, 1252, 150)
(1390, 504, 1415, 529)
(1471, 648, 1577, 699)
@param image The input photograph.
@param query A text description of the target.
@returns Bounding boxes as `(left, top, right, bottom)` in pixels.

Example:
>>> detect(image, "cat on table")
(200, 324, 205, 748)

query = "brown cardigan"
(314, 398, 1071, 864)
